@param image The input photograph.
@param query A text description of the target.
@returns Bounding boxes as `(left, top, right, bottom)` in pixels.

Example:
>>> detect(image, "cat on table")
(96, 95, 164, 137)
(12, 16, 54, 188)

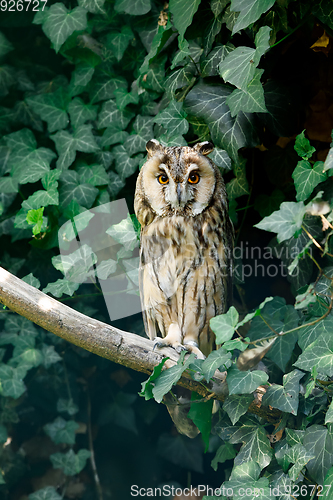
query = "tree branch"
(0, 266, 280, 423)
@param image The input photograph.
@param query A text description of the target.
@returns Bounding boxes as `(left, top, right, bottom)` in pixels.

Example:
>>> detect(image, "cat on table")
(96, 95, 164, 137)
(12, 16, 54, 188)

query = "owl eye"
(188, 172, 200, 184)
(158, 174, 169, 184)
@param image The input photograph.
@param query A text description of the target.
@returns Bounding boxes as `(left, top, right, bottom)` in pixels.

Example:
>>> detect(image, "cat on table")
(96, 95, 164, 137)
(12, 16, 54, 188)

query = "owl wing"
(138, 244, 159, 341)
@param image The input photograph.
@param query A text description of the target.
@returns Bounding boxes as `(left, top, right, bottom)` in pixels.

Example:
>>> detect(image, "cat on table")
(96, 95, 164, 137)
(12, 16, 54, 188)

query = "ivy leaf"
(26, 208, 45, 236)
(41, 345, 62, 369)
(43, 278, 80, 298)
(50, 449, 91, 476)
(106, 26, 134, 62)
(26, 87, 70, 133)
(0, 364, 26, 399)
(210, 306, 239, 344)
(29, 486, 62, 500)
(255, 201, 306, 243)
(89, 75, 127, 103)
(169, 0, 201, 40)
(68, 98, 98, 128)
(303, 425, 333, 484)
(106, 215, 139, 252)
(211, 442, 236, 471)
(208, 147, 232, 170)
(218, 26, 271, 89)
(201, 349, 232, 381)
(227, 365, 269, 395)
(292, 160, 326, 201)
(152, 352, 195, 403)
(95, 259, 119, 279)
(187, 393, 213, 451)
(154, 100, 189, 137)
(231, 0, 276, 33)
(285, 443, 315, 481)
(57, 398, 79, 416)
(41, 4, 88, 53)
(114, 88, 139, 110)
(226, 69, 267, 116)
(98, 99, 134, 129)
(59, 171, 99, 208)
(52, 125, 99, 170)
(294, 332, 333, 376)
(185, 83, 258, 162)
(124, 115, 153, 155)
(263, 369, 304, 415)
(0, 32, 13, 58)
(294, 130, 316, 160)
(112, 145, 140, 180)
(44, 417, 79, 444)
(201, 42, 235, 77)
(140, 357, 169, 400)
(77, 0, 105, 14)
(115, 0, 151, 16)
(223, 394, 253, 425)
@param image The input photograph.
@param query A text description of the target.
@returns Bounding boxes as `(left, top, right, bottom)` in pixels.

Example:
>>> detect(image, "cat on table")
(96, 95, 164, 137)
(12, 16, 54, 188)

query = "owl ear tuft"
(194, 141, 214, 155)
(146, 139, 163, 156)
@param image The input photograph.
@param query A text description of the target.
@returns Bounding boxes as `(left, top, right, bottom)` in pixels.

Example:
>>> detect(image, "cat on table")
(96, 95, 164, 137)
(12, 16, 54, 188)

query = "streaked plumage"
(134, 139, 233, 360)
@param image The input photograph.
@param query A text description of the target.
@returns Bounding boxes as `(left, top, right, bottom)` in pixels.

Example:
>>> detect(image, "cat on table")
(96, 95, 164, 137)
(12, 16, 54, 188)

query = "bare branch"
(0, 266, 280, 422)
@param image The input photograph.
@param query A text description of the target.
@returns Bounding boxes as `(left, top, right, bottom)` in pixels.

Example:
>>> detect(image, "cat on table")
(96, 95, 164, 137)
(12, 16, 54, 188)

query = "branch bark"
(0, 266, 280, 422)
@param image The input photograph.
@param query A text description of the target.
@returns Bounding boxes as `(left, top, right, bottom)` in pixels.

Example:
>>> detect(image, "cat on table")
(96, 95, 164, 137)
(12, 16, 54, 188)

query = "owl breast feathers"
(134, 139, 233, 359)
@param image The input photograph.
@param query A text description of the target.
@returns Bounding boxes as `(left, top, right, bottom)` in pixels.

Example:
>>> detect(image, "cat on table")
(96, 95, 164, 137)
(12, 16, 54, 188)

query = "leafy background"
(1, 0, 333, 498)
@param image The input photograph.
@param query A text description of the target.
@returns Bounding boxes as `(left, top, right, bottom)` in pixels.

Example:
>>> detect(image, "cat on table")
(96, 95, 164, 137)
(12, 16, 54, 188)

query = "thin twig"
(87, 389, 104, 500)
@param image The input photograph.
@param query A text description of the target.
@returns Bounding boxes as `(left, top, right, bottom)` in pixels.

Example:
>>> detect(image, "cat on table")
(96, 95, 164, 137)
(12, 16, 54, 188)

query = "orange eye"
(188, 172, 200, 184)
(158, 174, 169, 184)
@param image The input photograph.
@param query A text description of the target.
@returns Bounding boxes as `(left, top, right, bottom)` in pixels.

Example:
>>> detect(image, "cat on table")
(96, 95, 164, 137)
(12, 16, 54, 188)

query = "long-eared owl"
(134, 139, 233, 360)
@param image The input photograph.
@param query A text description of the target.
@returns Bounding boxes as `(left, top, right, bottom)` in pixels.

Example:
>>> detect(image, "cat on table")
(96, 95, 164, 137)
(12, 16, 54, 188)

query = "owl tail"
(163, 391, 200, 438)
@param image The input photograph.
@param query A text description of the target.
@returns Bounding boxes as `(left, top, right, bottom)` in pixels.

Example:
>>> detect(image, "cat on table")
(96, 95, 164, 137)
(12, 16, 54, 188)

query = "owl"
(134, 139, 233, 361)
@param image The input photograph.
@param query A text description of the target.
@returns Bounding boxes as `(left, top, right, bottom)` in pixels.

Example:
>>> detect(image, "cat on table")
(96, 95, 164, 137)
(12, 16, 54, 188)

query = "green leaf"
(211, 442, 236, 471)
(157, 433, 203, 473)
(255, 201, 306, 243)
(106, 26, 133, 62)
(106, 215, 139, 252)
(152, 352, 195, 403)
(29, 486, 62, 500)
(90, 75, 127, 103)
(26, 208, 45, 236)
(50, 448, 91, 476)
(285, 443, 315, 481)
(124, 115, 154, 155)
(210, 306, 239, 344)
(68, 98, 98, 128)
(263, 369, 304, 414)
(201, 43, 235, 77)
(98, 99, 134, 129)
(52, 126, 99, 170)
(219, 26, 271, 89)
(303, 425, 333, 484)
(292, 160, 326, 201)
(227, 365, 269, 395)
(201, 349, 232, 381)
(184, 83, 258, 162)
(169, 0, 201, 40)
(154, 100, 189, 138)
(44, 417, 79, 444)
(226, 69, 267, 116)
(77, 0, 105, 14)
(140, 357, 169, 400)
(254, 189, 285, 217)
(112, 145, 140, 180)
(41, 345, 62, 368)
(0, 364, 26, 399)
(236, 296, 274, 328)
(41, 4, 88, 53)
(114, 88, 139, 110)
(294, 130, 316, 160)
(208, 147, 232, 170)
(294, 332, 333, 377)
(115, 0, 151, 16)
(187, 393, 213, 451)
(0, 32, 13, 58)
(57, 398, 79, 416)
(223, 394, 253, 424)
(26, 88, 70, 133)
(231, 0, 276, 33)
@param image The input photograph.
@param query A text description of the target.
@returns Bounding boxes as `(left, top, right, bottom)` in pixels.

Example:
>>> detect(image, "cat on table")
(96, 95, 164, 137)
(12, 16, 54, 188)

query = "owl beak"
(176, 183, 182, 204)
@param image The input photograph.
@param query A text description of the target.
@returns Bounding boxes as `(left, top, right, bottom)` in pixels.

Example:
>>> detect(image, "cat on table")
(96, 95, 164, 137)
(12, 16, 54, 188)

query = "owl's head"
(135, 139, 224, 223)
